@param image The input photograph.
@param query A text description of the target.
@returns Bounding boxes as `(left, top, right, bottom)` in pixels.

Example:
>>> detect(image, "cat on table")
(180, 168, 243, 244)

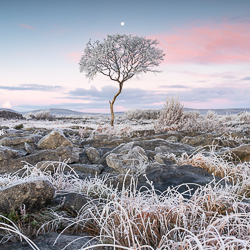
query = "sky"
(0, 0, 250, 113)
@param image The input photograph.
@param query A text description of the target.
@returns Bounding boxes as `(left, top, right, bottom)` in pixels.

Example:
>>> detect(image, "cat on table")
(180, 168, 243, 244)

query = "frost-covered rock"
(0, 146, 79, 174)
(0, 134, 42, 146)
(137, 163, 222, 194)
(0, 146, 26, 160)
(227, 144, 250, 162)
(0, 178, 55, 214)
(37, 130, 73, 149)
(85, 147, 100, 163)
(106, 145, 148, 173)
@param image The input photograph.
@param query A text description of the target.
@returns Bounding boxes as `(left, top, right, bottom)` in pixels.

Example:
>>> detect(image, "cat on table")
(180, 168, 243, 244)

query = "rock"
(226, 144, 250, 161)
(106, 145, 148, 174)
(0, 146, 26, 160)
(0, 232, 99, 250)
(0, 134, 42, 146)
(53, 192, 89, 214)
(131, 129, 155, 138)
(0, 178, 55, 214)
(81, 138, 131, 148)
(85, 147, 100, 163)
(37, 130, 73, 150)
(133, 139, 195, 156)
(155, 153, 177, 165)
(0, 146, 79, 175)
(137, 163, 221, 194)
(166, 136, 178, 143)
(0, 110, 25, 120)
(69, 163, 104, 175)
(180, 133, 222, 147)
(24, 142, 34, 154)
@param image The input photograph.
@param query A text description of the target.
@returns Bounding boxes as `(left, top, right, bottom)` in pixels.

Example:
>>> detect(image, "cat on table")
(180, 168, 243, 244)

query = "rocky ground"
(1, 110, 250, 249)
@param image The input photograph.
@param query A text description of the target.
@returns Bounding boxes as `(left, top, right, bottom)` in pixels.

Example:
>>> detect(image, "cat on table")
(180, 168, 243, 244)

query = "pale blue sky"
(0, 0, 250, 112)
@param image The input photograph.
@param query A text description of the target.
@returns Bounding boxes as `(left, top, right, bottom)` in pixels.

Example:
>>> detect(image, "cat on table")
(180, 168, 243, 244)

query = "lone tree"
(79, 34, 165, 126)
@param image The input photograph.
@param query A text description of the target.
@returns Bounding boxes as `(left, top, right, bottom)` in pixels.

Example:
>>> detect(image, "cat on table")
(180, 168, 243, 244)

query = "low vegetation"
(1, 96, 250, 249)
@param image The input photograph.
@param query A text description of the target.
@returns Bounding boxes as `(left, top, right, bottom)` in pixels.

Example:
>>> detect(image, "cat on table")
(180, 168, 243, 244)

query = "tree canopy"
(79, 34, 165, 126)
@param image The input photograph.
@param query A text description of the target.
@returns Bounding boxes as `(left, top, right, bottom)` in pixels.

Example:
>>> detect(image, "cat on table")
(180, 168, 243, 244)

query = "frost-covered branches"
(79, 34, 165, 126)
(79, 34, 165, 82)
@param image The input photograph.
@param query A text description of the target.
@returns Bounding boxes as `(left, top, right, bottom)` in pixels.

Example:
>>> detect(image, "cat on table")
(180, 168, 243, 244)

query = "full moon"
(121, 22, 124, 26)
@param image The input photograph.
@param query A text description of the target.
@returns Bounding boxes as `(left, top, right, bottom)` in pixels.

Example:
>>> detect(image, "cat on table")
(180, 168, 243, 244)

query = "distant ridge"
(20, 108, 123, 116)
(0, 108, 20, 113)
(2, 107, 250, 117)
(184, 108, 250, 115)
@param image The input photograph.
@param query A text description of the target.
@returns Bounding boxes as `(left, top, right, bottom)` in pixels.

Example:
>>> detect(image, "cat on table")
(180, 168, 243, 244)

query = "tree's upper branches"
(79, 34, 165, 83)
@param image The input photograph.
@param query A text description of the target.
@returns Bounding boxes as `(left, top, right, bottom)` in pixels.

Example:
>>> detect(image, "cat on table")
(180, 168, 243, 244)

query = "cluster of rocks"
(1, 124, 250, 249)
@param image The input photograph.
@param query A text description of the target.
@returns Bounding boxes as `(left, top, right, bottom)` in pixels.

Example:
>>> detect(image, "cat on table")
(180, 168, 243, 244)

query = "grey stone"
(137, 163, 221, 194)
(106, 145, 148, 173)
(0, 178, 55, 214)
(53, 192, 89, 214)
(0, 232, 99, 250)
(180, 133, 222, 147)
(0, 146, 26, 160)
(37, 130, 73, 150)
(155, 153, 177, 165)
(81, 138, 131, 148)
(0, 135, 42, 146)
(69, 163, 104, 175)
(85, 147, 100, 163)
(24, 142, 34, 154)
(0, 146, 79, 175)
(225, 144, 250, 162)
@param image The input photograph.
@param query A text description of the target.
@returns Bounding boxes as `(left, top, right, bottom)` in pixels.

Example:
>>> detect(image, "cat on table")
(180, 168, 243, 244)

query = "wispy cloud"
(240, 77, 250, 81)
(154, 22, 250, 64)
(18, 24, 34, 30)
(0, 84, 64, 92)
(65, 84, 250, 110)
(158, 85, 189, 89)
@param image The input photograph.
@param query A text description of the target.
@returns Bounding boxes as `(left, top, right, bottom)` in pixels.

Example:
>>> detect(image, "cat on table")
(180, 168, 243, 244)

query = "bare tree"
(79, 34, 165, 126)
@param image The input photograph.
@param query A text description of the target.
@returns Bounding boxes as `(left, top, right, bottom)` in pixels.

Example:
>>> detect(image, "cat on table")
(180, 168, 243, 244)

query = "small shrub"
(154, 96, 224, 133)
(124, 108, 160, 120)
(14, 124, 23, 130)
(34, 110, 55, 121)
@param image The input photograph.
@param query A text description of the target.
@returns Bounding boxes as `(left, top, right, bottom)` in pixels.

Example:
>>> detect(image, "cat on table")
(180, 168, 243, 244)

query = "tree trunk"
(109, 82, 123, 126)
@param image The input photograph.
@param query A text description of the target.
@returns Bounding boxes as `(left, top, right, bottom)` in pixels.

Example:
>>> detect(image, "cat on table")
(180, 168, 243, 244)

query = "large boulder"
(37, 130, 73, 150)
(0, 178, 55, 214)
(106, 145, 148, 173)
(137, 163, 221, 194)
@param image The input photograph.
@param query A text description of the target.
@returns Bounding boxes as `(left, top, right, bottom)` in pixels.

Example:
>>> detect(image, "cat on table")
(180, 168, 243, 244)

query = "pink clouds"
(18, 24, 34, 30)
(67, 52, 82, 62)
(1, 101, 12, 109)
(154, 22, 250, 64)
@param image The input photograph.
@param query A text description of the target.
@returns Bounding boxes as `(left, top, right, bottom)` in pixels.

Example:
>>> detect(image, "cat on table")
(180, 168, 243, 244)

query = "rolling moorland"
(1, 97, 250, 249)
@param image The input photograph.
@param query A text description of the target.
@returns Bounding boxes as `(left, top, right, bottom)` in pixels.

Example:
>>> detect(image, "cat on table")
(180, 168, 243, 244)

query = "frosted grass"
(1, 154, 250, 249)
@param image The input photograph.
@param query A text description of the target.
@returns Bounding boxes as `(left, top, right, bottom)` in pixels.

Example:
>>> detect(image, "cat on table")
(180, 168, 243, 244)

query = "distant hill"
(2, 107, 250, 117)
(0, 108, 20, 113)
(21, 108, 121, 116)
(184, 108, 250, 115)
